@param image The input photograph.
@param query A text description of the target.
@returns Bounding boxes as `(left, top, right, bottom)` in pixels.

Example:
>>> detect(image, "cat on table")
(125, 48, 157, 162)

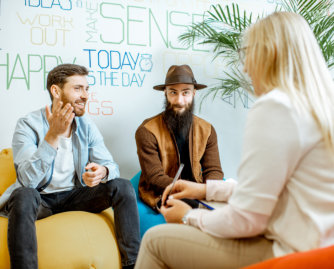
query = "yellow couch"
(0, 148, 121, 269)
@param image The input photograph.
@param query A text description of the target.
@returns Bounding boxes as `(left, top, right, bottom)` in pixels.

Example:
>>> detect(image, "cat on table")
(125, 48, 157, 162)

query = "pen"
(164, 163, 184, 205)
(195, 199, 215, 210)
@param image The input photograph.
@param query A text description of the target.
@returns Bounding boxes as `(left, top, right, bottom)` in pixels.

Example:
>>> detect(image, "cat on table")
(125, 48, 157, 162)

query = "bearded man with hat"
(135, 64, 224, 212)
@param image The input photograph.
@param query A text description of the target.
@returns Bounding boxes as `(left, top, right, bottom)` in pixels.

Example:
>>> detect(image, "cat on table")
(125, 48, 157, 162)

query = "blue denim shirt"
(0, 107, 120, 211)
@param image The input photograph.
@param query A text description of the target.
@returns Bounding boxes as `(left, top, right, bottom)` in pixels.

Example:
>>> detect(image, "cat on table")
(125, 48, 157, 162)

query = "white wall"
(0, 0, 280, 179)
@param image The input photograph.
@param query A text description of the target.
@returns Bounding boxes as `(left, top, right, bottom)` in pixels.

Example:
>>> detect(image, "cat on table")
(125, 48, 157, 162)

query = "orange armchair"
(243, 245, 334, 269)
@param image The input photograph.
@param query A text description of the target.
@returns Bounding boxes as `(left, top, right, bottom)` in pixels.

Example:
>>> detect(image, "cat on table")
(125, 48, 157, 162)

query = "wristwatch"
(182, 210, 191, 225)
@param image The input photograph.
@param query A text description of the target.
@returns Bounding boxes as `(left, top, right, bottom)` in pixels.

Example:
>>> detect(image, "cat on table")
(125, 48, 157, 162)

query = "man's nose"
(176, 93, 185, 105)
(81, 89, 88, 100)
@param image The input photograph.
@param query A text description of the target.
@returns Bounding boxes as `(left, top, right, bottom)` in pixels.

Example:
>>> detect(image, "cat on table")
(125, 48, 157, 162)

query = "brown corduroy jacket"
(135, 113, 224, 210)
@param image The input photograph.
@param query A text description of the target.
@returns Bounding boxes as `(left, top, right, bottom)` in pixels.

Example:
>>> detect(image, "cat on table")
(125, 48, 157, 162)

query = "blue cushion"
(130, 172, 166, 238)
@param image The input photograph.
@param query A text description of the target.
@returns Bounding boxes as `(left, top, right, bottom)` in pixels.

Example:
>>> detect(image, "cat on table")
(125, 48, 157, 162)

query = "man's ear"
(50, 85, 61, 99)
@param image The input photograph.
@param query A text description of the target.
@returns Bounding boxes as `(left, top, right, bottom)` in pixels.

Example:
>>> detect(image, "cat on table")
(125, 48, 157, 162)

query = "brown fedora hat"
(153, 64, 207, 91)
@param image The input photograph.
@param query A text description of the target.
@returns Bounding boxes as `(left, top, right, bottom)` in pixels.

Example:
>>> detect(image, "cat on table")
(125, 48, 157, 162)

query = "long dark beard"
(163, 98, 194, 137)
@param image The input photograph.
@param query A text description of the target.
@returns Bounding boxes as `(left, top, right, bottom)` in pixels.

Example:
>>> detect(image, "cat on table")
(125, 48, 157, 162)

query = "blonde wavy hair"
(243, 12, 334, 152)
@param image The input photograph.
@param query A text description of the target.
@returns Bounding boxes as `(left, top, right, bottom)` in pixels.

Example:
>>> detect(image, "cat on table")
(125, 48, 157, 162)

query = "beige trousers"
(135, 224, 274, 269)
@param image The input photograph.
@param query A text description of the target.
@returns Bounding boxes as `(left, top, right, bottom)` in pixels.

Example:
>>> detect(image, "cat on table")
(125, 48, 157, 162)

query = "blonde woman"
(134, 12, 334, 269)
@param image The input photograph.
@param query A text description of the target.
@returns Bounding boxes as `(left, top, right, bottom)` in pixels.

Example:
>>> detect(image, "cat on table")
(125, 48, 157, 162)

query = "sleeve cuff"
(186, 208, 210, 228)
(206, 179, 237, 202)
(105, 164, 120, 181)
(100, 166, 109, 183)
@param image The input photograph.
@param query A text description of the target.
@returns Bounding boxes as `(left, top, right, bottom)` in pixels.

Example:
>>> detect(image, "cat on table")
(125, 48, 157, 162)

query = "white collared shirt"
(185, 89, 334, 257)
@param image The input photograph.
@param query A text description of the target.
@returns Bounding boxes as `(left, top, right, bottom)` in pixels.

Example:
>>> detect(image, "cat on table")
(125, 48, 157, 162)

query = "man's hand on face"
(45, 98, 75, 149)
(82, 162, 108, 187)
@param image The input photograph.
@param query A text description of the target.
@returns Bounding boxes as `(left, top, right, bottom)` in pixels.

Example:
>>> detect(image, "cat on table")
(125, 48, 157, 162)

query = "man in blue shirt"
(0, 64, 140, 269)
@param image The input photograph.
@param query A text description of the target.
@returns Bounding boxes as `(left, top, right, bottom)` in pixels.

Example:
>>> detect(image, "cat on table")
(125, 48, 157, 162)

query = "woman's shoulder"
(256, 89, 291, 108)
(251, 89, 292, 114)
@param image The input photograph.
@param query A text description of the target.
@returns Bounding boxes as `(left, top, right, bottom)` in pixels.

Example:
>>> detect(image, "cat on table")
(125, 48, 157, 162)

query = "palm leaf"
(179, 3, 254, 55)
(282, 0, 334, 68)
(179, 0, 334, 104)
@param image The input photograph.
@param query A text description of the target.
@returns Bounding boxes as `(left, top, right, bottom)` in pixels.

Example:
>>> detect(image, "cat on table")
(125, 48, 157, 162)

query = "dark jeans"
(6, 178, 140, 269)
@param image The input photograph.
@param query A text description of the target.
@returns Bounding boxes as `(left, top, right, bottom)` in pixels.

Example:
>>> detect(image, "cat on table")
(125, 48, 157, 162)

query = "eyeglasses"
(237, 47, 247, 65)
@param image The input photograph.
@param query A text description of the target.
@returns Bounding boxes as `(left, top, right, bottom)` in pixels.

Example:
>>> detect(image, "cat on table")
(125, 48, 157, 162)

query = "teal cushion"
(130, 172, 166, 237)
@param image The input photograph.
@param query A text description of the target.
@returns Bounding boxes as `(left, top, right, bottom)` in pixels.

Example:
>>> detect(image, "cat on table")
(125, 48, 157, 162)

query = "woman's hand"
(161, 198, 191, 223)
(162, 180, 206, 205)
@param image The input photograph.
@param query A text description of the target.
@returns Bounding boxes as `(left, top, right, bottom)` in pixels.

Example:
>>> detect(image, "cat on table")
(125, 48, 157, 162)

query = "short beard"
(163, 98, 194, 138)
(60, 96, 85, 117)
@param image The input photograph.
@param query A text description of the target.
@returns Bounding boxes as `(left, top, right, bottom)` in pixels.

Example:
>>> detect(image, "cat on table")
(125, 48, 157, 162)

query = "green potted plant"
(179, 0, 334, 105)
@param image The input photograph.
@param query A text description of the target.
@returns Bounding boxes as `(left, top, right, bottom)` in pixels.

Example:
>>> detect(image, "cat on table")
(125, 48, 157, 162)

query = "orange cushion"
(243, 245, 334, 269)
